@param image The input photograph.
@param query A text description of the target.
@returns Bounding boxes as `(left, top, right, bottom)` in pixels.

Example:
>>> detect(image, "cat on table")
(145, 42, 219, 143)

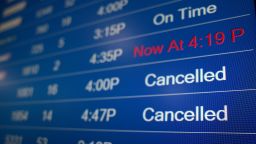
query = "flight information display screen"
(0, 0, 256, 144)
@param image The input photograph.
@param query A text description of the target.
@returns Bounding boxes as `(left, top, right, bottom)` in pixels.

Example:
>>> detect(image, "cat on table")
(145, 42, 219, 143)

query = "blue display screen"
(0, 0, 256, 144)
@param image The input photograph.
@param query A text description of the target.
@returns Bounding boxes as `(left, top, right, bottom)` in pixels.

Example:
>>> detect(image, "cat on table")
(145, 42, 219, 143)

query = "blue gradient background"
(0, 0, 255, 143)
